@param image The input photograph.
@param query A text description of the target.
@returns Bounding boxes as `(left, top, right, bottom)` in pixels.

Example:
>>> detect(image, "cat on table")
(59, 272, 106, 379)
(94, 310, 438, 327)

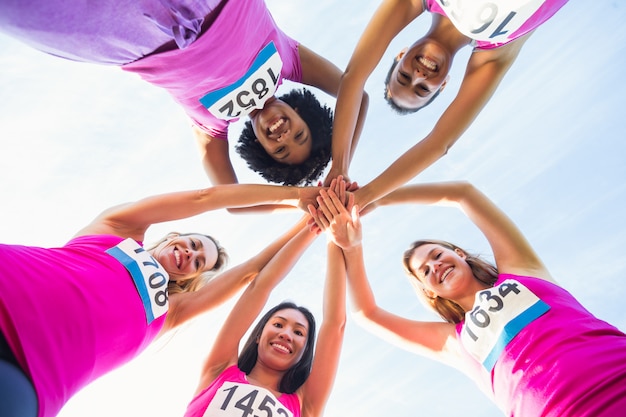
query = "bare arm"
(326, 0, 423, 186)
(297, 44, 369, 185)
(375, 182, 551, 280)
(300, 241, 346, 417)
(310, 190, 457, 362)
(355, 35, 530, 209)
(193, 221, 318, 395)
(193, 125, 303, 214)
(163, 216, 312, 333)
(76, 184, 318, 240)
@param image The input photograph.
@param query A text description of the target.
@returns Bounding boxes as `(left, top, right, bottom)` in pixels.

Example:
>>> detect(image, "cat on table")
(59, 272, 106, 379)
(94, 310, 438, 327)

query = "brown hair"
(147, 232, 228, 295)
(402, 239, 497, 323)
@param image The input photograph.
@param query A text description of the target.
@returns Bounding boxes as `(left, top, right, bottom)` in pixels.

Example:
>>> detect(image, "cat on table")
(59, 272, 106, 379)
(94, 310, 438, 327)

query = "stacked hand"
(308, 176, 362, 250)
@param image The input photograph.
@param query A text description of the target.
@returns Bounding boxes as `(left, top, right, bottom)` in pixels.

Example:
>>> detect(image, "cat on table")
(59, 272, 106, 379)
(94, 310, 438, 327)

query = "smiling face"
(149, 234, 219, 282)
(256, 308, 309, 371)
(407, 243, 475, 300)
(250, 98, 313, 165)
(387, 40, 452, 110)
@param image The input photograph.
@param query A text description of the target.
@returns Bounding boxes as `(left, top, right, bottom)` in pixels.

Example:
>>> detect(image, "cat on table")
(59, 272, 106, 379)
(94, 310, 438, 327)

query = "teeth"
(271, 343, 290, 354)
(418, 57, 436, 71)
(269, 118, 284, 133)
(441, 267, 452, 282)
(174, 249, 181, 268)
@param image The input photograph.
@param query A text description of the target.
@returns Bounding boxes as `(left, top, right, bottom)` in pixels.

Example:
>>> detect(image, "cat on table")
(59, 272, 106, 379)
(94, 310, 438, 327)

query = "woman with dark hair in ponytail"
(185, 179, 348, 417)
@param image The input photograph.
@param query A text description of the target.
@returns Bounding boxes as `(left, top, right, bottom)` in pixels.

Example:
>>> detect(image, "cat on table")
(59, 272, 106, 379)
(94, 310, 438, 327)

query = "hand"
(323, 165, 351, 188)
(308, 188, 362, 250)
(357, 199, 378, 217)
(297, 185, 324, 213)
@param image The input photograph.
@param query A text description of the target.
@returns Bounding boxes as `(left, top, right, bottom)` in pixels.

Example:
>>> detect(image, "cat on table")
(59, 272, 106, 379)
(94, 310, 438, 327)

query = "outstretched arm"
(375, 181, 551, 280)
(193, 219, 318, 395)
(194, 126, 309, 214)
(324, 0, 423, 186)
(163, 215, 312, 333)
(309, 188, 458, 364)
(354, 36, 530, 210)
(298, 44, 369, 186)
(76, 184, 321, 240)
(300, 240, 346, 417)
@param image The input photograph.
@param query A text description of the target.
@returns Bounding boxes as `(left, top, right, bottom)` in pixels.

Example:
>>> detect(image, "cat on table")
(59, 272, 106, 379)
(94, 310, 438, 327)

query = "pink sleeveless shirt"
(455, 273, 626, 416)
(424, 0, 569, 49)
(122, 0, 302, 140)
(184, 365, 301, 417)
(0, 235, 167, 417)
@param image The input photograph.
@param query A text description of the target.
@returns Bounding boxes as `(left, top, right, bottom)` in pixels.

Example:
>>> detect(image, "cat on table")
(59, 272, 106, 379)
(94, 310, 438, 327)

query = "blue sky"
(1, 1, 625, 416)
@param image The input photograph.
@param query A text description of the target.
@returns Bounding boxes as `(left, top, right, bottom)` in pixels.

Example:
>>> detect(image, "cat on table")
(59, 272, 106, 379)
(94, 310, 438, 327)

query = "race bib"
(203, 381, 293, 417)
(461, 279, 550, 371)
(106, 238, 169, 324)
(435, 0, 544, 43)
(199, 41, 283, 121)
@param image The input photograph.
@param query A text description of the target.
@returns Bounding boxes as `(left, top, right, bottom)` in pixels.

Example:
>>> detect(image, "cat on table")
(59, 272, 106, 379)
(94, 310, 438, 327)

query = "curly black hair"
(235, 88, 333, 186)
(384, 56, 442, 115)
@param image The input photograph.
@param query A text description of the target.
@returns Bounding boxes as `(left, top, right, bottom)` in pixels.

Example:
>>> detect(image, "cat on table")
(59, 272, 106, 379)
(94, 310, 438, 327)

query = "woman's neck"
(426, 14, 472, 54)
(246, 364, 284, 397)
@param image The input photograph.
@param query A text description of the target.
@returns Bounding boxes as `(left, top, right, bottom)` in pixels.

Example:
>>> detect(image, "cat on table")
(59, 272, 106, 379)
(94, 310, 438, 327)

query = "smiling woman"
(237, 89, 332, 186)
(182, 197, 347, 417)
(331, 0, 570, 213)
(180, 180, 351, 417)
(0, 0, 368, 196)
(0, 183, 321, 417)
(310, 181, 626, 417)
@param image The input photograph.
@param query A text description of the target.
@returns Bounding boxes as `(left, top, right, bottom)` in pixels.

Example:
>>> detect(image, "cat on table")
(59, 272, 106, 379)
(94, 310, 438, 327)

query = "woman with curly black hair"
(236, 88, 333, 186)
(0, 0, 369, 210)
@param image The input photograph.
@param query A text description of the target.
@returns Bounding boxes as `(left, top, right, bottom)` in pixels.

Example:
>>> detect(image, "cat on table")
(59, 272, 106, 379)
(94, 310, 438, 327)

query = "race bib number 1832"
(199, 41, 283, 121)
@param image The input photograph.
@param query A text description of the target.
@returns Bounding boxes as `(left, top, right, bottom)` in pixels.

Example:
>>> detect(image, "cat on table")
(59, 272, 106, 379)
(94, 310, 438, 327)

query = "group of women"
(1, 1, 626, 417)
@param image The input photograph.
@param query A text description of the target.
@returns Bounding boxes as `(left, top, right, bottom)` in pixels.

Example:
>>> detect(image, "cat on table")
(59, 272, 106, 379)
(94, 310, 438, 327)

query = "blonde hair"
(402, 239, 498, 324)
(147, 232, 229, 295)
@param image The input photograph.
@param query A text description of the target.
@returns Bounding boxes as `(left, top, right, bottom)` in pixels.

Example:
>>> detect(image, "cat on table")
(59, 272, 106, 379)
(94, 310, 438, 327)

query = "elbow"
(424, 134, 459, 159)
(352, 307, 374, 325)
(361, 90, 370, 110)
(226, 206, 247, 215)
(437, 141, 454, 158)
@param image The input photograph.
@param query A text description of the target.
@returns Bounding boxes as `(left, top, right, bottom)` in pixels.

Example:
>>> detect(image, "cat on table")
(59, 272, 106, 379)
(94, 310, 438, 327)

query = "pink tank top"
(122, 0, 302, 139)
(455, 273, 626, 416)
(425, 0, 569, 49)
(184, 365, 301, 417)
(0, 235, 166, 417)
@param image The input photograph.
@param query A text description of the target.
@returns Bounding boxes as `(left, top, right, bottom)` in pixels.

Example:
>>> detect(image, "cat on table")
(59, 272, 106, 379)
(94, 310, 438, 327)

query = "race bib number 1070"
(203, 382, 293, 417)
(461, 279, 550, 371)
(199, 41, 283, 121)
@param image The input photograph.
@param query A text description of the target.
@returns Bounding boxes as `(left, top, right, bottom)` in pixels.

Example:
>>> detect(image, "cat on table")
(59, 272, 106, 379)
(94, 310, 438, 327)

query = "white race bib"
(461, 279, 550, 371)
(435, 0, 544, 43)
(199, 41, 283, 121)
(203, 381, 293, 417)
(106, 238, 169, 324)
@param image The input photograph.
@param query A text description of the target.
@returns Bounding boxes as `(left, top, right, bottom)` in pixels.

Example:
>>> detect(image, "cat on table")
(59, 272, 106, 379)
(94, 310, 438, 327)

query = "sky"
(1, 1, 625, 416)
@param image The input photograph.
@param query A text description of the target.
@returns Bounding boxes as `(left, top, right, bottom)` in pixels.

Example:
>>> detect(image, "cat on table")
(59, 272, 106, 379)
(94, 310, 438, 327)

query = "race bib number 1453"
(203, 382, 293, 417)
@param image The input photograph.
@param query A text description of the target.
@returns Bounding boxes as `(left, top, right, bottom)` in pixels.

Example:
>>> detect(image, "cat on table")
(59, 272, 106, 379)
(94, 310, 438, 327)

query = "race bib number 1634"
(461, 279, 550, 371)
